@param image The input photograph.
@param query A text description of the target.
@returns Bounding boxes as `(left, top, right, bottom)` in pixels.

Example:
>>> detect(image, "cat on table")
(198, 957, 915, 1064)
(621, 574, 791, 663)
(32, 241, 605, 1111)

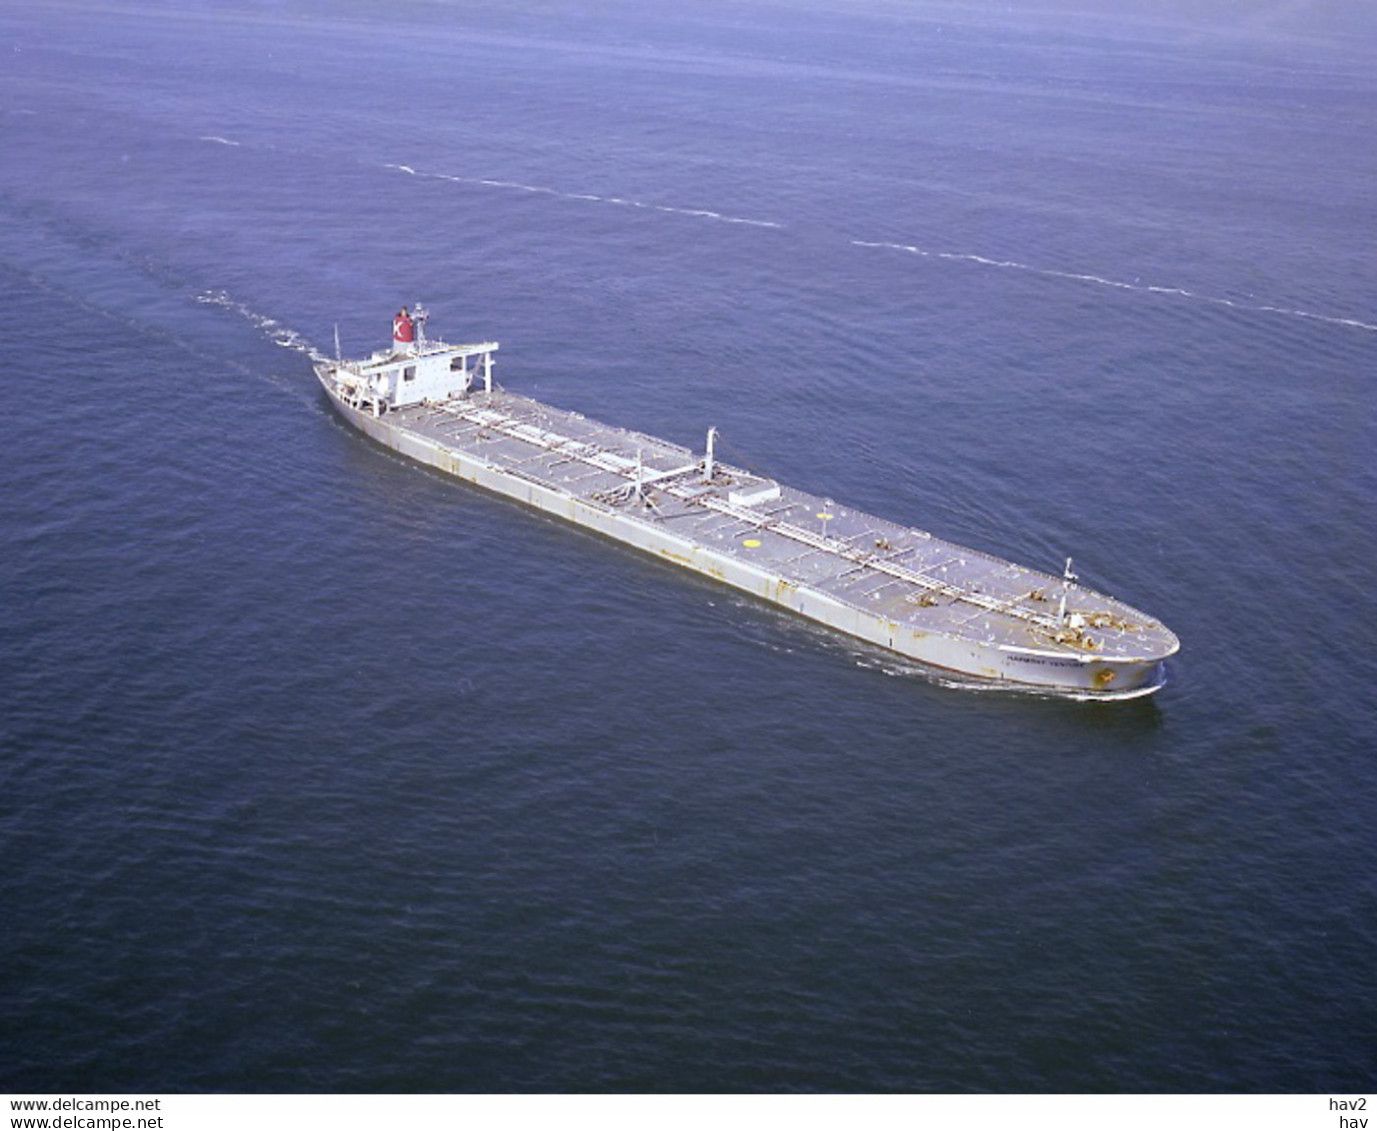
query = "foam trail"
(402, 163, 783, 229)
(852, 240, 1377, 333)
(198, 141, 1364, 333)
(197, 290, 330, 361)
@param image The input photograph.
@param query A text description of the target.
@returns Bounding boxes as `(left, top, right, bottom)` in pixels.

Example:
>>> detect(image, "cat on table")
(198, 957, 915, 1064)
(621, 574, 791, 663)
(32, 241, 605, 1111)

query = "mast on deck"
(1058, 557, 1077, 625)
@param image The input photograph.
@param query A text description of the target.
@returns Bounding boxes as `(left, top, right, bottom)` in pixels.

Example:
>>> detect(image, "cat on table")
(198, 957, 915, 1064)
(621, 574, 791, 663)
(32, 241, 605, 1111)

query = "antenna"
(412, 302, 429, 346)
(334, 323, 341, 362)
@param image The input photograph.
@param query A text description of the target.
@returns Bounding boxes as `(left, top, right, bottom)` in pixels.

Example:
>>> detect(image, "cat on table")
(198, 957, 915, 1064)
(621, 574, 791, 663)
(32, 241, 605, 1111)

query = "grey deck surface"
(392, 389, 1176, 662)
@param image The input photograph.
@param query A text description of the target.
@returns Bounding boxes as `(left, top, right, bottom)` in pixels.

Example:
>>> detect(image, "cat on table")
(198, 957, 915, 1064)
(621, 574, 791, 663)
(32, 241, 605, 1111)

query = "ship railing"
(694, 493, 1068, 633)
(442, 402, 702, 492)
(431, 398, 1075, 636)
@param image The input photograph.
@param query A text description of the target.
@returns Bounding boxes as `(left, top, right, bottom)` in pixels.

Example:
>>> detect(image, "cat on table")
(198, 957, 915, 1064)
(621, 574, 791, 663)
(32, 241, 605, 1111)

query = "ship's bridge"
(338, 339, 499, 411)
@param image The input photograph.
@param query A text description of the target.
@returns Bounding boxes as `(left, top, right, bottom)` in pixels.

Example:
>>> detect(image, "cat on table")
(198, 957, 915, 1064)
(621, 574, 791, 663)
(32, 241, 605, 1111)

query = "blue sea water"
(2, 0, 1375, 1094)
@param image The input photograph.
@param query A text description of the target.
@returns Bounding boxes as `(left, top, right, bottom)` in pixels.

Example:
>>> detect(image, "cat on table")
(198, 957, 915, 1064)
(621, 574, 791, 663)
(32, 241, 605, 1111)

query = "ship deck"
(378, 387, 1176, 664)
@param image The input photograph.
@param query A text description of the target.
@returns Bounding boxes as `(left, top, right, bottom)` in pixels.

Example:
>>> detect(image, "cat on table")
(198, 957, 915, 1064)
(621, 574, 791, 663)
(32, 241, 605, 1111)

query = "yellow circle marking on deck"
(743, 538, 762, 548)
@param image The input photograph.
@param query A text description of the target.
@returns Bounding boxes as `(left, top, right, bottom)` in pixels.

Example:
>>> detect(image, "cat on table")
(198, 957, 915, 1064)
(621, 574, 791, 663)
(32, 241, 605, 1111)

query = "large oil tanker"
(316, 306, 1179, 698)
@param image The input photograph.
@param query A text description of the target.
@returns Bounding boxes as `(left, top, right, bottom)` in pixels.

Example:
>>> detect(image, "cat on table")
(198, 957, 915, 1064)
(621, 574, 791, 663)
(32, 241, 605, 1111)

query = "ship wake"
(196, 290, 329, 361)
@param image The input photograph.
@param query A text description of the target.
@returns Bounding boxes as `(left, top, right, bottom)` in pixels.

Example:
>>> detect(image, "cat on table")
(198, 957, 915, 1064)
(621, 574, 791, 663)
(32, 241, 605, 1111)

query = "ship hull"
(318, 374, 1172, 699)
